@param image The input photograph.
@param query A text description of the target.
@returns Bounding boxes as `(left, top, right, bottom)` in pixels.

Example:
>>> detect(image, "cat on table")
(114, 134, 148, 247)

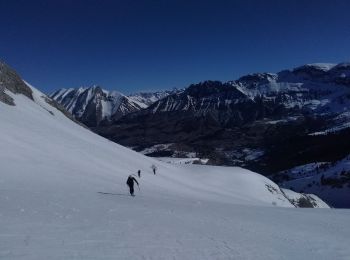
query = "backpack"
(126, 177, 133, 186)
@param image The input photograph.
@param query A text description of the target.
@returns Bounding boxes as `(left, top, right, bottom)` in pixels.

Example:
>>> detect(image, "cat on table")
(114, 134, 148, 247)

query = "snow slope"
(0, 87, 349, 259)
(279, 155, 350, 208)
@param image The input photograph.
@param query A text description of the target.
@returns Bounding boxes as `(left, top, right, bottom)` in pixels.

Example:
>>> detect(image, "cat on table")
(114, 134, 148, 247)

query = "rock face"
(0, 84, 14, 105)
(0, 61, 33, 105)
(94, 63, 350, 175)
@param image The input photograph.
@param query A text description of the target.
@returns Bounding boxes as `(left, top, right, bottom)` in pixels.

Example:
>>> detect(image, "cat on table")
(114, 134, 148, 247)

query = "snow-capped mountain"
(2, 60, 346, 259)
(149, 62, 350, 116)
(50, 86, 142, 127)
(50, 87, 174, 126)
(96, 62, 350, 178)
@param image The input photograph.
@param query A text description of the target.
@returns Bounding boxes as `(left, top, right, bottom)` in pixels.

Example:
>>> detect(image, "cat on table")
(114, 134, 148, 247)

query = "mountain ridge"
(50, 86, 174, 126)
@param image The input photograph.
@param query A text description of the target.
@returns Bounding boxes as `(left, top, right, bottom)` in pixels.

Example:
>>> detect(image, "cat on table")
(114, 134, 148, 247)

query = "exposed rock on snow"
(0, 61, 33, 105)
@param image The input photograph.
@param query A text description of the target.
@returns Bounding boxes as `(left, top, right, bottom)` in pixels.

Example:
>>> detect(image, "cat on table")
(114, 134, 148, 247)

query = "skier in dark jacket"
(126, 175, 139, 196)
(137, 170, 141, 178)
(151, 164, 157, 175)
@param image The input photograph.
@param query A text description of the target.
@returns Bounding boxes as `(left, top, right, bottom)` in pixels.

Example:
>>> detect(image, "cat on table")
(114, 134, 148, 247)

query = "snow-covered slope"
(1, 73, 350, 259)
(277, 155, 350, 208)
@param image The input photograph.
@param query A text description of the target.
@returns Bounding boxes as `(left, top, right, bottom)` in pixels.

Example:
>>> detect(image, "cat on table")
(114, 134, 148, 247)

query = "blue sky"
(0, 0, 349, 94)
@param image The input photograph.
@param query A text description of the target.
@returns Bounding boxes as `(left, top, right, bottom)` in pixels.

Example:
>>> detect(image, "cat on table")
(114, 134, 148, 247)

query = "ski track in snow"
(0, 88, 349, 259)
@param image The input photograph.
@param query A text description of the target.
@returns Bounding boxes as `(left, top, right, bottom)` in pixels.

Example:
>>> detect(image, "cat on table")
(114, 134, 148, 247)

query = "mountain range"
(50, 62, 350, 207)
(50, 87, 176, 127)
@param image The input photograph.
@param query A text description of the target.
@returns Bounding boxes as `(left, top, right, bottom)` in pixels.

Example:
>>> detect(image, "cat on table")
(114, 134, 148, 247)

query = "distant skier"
(126, 175, 139, 196)
(138, 170, 141, 178)
(151, 164, 157, 175)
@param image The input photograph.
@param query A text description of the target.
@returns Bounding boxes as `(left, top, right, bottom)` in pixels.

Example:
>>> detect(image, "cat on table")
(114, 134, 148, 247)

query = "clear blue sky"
(1, 0, 349, 94)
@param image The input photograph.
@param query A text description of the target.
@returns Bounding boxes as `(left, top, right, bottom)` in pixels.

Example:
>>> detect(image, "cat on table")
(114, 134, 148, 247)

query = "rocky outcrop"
(0, 61, 33, 105)
(0, 84, 15, 105)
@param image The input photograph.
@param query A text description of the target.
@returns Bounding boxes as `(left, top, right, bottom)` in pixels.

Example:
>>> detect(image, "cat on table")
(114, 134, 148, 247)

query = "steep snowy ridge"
(2, 63, 349, 259)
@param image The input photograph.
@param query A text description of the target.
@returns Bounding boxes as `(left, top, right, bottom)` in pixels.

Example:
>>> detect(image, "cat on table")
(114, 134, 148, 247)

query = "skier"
(137, 170, 141, 178)
(151, 164, 157, 175)
(126, 175, 139, 196)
